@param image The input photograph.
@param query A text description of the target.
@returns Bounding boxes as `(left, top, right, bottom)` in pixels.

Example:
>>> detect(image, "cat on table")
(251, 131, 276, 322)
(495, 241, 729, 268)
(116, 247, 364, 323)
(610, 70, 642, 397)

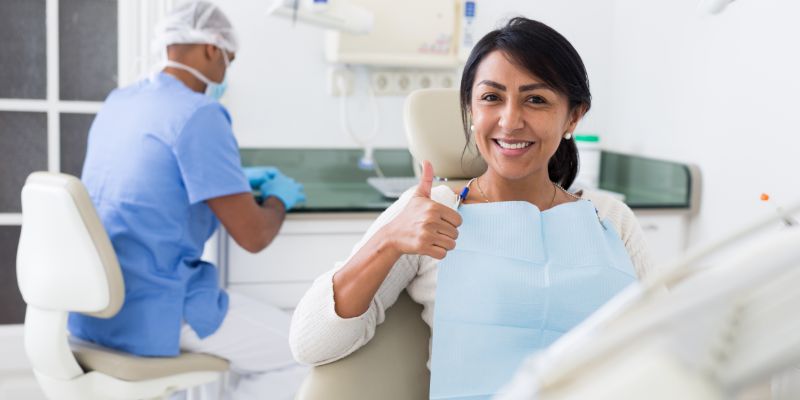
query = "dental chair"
(16, 172, 229, 400)
(294, 89, 485, 400)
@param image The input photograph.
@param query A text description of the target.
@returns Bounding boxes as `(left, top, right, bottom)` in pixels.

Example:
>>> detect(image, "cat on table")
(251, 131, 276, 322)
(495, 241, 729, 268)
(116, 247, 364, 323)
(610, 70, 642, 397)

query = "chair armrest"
(295, 291, 430, 400)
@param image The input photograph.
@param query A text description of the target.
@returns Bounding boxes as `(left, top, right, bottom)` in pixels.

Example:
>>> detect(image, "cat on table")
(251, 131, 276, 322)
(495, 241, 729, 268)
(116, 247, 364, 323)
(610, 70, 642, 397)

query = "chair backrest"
(17, 172, 125, 380)
(17, 172, 124, 317)
(403, 88, 487, 181)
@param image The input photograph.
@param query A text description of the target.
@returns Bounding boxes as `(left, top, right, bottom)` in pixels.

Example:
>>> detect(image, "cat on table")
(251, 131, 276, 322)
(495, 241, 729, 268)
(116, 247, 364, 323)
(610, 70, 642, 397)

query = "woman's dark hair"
(460, 17, 591, 189)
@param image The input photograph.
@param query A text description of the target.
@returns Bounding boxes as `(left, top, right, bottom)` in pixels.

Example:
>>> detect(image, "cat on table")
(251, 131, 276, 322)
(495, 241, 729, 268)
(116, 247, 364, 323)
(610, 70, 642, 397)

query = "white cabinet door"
(228, 282, 314, 311)
(633, 212, 690, 265)
(227, 214, 378, 284)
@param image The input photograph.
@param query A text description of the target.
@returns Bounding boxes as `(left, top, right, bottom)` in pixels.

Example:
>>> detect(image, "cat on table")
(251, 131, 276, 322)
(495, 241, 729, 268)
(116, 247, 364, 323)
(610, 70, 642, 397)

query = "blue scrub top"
(68, 72, 251, 356)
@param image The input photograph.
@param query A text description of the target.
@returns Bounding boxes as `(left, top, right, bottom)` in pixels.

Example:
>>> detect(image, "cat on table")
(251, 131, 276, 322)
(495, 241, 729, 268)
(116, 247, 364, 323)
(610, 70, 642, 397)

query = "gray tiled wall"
(0, 112, 48, 213)
(59, 0, 118, 101)
(0, 226, 25, 324)
(60, 113, 95, 177)
(0, 0, 46, 99)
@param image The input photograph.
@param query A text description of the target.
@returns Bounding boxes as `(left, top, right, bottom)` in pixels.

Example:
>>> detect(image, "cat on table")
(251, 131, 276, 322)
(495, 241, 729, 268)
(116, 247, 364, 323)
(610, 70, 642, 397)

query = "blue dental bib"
(429, 200, 636, 400)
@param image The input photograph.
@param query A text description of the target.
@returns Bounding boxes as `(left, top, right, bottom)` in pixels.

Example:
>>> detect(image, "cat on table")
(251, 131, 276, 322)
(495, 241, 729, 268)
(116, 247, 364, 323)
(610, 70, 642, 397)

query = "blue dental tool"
(457, 186, 469, 208)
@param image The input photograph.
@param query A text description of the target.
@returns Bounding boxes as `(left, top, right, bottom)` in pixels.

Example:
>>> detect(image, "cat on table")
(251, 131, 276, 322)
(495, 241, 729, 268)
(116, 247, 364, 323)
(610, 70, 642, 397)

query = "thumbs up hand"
(381, 161, 462, 260)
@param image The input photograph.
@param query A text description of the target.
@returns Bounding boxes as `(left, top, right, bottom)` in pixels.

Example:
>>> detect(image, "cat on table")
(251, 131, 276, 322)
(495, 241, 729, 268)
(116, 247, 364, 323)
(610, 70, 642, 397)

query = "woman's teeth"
(496, 140, 532, 149)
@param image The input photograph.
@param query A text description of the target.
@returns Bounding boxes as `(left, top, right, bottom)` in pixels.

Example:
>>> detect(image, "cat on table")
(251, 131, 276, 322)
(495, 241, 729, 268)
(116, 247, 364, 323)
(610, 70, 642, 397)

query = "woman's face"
(470, 50, 581, 181)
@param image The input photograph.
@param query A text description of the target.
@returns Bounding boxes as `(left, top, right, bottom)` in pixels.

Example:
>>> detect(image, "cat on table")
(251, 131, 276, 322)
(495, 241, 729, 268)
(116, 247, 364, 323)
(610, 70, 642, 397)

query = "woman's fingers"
(435, 222, 459, 241)
(427, 244, 448, 260)
(437, 205, 463, 228)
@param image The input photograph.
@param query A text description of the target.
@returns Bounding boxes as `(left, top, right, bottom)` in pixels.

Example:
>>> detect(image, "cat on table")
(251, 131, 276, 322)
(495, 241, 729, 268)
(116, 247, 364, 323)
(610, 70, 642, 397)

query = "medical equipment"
(458, 0, 477, 61)
(457, 185, 469, 207)
(430, 200, 636, 399)
(366, 176, 418, 198)
(761, 193, 798, 227)
(324, 0, 461, 67)
(334, 68, 383, 175)
(267, 0, 373, 35)
(496, 199, 800, 400)
(698, 0, 737, 14)
(268, 0, 466, 67)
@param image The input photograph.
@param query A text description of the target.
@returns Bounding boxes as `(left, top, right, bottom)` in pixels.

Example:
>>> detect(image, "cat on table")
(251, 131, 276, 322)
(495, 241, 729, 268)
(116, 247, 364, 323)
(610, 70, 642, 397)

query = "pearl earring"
(470, 124, 475, 133)
(563, 132, 572, 140)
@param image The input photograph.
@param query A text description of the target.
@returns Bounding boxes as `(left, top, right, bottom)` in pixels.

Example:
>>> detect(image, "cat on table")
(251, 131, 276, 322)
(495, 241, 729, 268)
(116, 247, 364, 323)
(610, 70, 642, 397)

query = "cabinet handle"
(642, 224, 659, 232)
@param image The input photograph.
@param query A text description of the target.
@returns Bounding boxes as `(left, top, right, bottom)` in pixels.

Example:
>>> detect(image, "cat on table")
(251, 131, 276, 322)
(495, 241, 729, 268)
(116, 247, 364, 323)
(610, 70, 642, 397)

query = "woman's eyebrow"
(520, 83, 549, 92)
(477, 80, 506, 91)
(477, 80, 550, 92)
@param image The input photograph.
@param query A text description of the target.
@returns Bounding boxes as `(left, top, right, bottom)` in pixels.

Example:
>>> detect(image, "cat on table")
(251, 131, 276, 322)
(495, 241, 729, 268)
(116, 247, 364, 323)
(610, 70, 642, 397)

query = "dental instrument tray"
(367, 176, 419, 198)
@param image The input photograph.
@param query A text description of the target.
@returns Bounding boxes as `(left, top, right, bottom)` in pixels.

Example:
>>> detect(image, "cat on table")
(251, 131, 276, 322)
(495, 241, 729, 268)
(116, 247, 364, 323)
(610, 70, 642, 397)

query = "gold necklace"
(555, 182, 581, 201)
(474, 176, 572, 209)
(473, 177, 490, 203)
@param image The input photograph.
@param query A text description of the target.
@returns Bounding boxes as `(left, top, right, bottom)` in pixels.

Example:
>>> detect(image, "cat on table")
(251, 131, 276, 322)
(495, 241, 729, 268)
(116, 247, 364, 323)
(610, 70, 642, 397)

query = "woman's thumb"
(414, 160, 434, 198)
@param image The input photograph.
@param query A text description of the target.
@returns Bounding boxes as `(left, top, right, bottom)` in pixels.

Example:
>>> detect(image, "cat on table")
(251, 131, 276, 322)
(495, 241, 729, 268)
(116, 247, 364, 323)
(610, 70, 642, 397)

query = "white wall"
(211, 0, 614, 149)
(607, 0, 800, 249)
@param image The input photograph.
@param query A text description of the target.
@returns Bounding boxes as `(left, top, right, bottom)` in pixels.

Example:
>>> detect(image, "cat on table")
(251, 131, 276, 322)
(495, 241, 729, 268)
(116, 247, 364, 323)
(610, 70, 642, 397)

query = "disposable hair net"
(153, 1, 239, 53)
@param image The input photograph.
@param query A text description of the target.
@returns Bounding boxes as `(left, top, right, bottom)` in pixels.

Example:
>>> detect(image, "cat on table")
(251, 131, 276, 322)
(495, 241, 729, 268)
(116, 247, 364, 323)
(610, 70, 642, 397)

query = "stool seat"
(71, 339, 229, 381)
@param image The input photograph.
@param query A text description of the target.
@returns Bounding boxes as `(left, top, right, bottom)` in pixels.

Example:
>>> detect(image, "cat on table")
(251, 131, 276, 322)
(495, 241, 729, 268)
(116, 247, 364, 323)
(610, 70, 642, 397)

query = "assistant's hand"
(381, 161, 462, 259)
(243, 166, 279, 189)
(259, 170, 306, 210)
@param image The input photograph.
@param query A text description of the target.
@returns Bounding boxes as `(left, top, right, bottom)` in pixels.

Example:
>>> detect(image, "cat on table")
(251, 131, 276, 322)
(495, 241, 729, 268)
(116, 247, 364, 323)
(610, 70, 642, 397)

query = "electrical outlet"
(369, 69, 459, 96)
(396, 73, 413, 92)
(371, 71, 392, 95)
(328, 67, 354, 96)
(435, 72, 457, 89)
(417, 73, 433, 89)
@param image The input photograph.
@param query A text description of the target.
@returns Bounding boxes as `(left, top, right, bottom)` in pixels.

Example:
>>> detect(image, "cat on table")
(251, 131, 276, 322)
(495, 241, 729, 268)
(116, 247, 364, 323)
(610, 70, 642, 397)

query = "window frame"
(0, 0, 174, 225)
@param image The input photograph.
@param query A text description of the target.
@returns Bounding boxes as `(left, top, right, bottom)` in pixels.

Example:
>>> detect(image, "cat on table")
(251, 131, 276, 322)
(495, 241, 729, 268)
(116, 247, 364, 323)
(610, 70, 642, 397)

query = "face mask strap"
(222, 49, 230, 68)
(163, 59, 215, 85)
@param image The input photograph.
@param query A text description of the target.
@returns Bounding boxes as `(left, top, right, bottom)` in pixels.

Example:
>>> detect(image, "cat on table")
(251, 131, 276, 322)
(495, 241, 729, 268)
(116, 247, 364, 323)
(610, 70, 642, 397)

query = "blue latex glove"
(259, 170, 306, 210)
(242, 166, 279, 189)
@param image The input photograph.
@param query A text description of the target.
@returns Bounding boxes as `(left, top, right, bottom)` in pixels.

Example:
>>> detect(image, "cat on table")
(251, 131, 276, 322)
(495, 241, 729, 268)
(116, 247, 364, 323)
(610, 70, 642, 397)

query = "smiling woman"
(459, 17, 591, 208)
(289, 17, 653, 400)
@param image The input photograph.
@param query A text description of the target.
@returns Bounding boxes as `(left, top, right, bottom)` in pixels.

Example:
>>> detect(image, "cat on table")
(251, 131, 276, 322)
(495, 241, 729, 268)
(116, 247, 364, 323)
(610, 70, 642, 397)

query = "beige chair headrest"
(403, 89, 487, 180)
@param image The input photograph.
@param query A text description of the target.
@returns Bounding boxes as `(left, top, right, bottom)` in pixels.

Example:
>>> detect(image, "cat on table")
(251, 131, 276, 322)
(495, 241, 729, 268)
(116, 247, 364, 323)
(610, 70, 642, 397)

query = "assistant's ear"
(203, 44, 218, 61)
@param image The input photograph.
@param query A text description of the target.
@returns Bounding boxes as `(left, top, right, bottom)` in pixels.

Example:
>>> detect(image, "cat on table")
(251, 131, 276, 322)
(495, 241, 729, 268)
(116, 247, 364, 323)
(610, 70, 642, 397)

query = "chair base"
(33, 368, 224, 400)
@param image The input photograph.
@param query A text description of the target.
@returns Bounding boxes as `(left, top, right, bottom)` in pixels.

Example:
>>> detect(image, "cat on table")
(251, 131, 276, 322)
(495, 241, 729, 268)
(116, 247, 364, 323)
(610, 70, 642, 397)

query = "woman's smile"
(492, 138, 536, 156)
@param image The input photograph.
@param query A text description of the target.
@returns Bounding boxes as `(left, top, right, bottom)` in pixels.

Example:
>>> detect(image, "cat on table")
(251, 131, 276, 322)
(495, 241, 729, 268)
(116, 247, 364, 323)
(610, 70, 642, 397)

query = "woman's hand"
(381, 161, 463, 259)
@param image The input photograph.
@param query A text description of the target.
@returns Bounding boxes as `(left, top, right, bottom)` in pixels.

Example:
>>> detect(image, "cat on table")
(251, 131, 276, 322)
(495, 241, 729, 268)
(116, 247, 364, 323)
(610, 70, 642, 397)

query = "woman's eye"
(480, 94, 499, 101)
(527, 96, 546, 104)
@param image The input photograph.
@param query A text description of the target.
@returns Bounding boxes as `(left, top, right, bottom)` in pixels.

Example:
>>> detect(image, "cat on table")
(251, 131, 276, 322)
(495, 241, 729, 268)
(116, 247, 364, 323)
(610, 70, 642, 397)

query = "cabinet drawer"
(228, 282, 315, 310)
(229, 233, 364, 283)
(228, 215, 376, 283)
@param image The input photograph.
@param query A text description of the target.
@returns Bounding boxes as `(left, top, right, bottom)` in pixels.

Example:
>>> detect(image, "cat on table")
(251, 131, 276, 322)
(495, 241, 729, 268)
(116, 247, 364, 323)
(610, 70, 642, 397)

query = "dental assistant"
(68, 2, 307, 398)
(290, 17, 654, 398)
